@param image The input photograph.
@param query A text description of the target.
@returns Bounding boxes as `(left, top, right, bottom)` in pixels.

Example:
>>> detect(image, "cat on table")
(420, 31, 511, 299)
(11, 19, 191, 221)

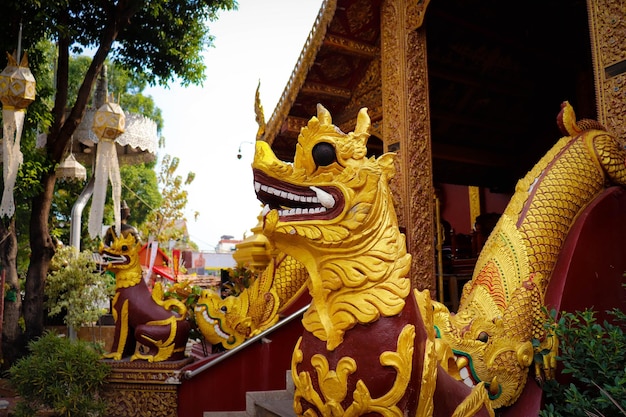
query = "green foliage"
(164, 280, 205, 341)
(45, 247, 114, 330)
(0, 0, 237, 357)
(113, 0, 238, 87)
(540, 308, 626, 417)
(66, 55, 92, 108)
(66, 56, 164, 130)
(139, 154, 195, 244)
(120, 163, 162, 229)
(8, 331, 111, 417)
(14, 134, 55, 272)
(0, 0, 237, 87)
(222, 264, 254, 297)
(109, 61, 164, 130)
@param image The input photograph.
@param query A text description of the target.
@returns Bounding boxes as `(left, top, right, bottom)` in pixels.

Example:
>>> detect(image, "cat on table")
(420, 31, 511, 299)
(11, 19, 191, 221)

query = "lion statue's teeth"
(310, 186, 335, 208)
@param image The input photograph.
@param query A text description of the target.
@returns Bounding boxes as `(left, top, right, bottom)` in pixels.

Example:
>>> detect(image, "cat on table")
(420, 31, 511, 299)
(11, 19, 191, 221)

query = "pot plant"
(45, 246, 114, 339)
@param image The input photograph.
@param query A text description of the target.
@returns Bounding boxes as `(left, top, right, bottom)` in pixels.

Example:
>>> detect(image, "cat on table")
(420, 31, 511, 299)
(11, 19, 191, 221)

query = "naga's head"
(434, 280, 537, 408)
(100, 230, 142, 286)
(252, 104, 411, 350)
(194, 289, 252, 349)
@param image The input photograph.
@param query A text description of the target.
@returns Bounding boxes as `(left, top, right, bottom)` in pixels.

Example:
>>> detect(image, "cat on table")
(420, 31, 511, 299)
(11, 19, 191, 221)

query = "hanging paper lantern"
(0, 51, 36, 109)
(56, 153, 87, 182)
(91, 100, 125, 140)
(0, 51, 36, 218)
(88, 98, 125, 239)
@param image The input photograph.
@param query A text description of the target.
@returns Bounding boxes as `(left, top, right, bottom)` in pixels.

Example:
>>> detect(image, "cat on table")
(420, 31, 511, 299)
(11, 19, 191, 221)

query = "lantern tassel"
(88, 139, 121, 238)
(0, 108, 25, 217)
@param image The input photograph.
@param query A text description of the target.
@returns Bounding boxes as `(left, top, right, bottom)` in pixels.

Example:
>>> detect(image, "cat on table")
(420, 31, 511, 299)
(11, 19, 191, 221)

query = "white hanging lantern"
(56, 153, 87, 182)
(57, 135, 87, 182)
(0, 50, 36, 217)
(88, 97, 125, 239)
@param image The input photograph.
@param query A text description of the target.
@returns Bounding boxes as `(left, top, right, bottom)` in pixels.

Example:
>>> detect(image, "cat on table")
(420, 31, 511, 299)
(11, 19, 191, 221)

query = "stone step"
(254, 398, 296, 417)
(246, 388, 293, 416)
(202, 391, 295, 417)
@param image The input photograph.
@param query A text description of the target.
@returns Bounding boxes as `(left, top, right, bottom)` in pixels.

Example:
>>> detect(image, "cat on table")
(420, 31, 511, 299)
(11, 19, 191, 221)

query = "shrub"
(540, 309, 626, 417)
(8, 331, 111, 417)
(45, 247, 114, 330)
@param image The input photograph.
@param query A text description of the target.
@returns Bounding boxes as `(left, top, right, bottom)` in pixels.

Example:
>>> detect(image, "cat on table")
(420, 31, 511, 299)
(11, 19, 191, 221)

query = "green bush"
(8, 331, 111, 417)
(540, 308, 626, 417)
(45, 247, 114, 330)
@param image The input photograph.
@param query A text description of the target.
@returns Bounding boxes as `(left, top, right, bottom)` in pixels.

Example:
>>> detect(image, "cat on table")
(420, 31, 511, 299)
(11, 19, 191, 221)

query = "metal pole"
(69, 177, 94, 252)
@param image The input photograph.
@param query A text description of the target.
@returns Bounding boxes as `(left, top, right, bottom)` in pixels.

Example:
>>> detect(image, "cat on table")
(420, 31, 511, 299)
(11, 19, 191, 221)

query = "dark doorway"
(425, 0, 594, 192)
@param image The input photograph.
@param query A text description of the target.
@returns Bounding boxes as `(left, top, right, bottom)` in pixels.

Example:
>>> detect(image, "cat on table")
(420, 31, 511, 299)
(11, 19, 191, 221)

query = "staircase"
(178, 297, 310, 417)
(203, 371, 296, 417)
(246, 371, 296, 417)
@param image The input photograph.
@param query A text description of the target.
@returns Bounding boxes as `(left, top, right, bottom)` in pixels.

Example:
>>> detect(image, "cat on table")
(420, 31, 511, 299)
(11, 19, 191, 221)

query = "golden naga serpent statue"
(250, 102, 626, 416)
(430, 101, 626, 412)
(194, 252, 309, 350)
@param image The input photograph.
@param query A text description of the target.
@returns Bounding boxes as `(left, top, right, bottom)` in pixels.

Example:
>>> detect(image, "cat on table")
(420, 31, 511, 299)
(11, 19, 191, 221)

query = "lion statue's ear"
(377, 153, 397, 179)
(317, 103, 332, 126)
(354, 107, 370, 136)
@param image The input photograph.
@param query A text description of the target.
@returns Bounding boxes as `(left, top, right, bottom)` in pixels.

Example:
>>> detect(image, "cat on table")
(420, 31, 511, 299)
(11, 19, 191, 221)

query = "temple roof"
(263, 0, 593, 192)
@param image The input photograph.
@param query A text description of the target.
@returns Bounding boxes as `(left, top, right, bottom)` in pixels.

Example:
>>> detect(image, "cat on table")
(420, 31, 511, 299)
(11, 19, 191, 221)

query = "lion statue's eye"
(312, 142, 336, 167)
(121, 245, 128, 251)
(477, 332, 489, 343)
(220, 306, 228, 313)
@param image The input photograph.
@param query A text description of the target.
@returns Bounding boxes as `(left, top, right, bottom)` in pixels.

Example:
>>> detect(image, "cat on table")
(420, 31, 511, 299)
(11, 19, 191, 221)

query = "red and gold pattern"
(101, 231, 190, 362)
(252, 105, 439, 416)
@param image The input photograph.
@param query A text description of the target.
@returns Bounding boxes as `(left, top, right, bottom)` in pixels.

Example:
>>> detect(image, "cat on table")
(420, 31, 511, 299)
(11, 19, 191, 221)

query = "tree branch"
(51, 0, 144, 162)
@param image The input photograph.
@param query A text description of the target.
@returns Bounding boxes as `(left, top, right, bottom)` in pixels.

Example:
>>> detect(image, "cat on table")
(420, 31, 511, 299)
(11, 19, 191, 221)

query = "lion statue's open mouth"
(254, 170, 344, 222)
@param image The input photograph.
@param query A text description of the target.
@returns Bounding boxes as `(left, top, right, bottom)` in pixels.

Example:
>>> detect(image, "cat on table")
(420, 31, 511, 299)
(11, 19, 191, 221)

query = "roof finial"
(255, 80, 266, 141)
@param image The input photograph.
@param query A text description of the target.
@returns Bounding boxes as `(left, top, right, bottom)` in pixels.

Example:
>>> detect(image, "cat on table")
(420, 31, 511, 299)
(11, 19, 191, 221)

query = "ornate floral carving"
(588, 0, 626, 140)
(292, 324, 416, 416)
(103, 384, 178, 417)
(102, 360, 189, 417)
(382, 0, 406, 229)
(406, 28, 435, 291)
(339, 57, 383, 128)
(382, 0, 435, 290)
(325, 34, 378, 57)
(302, 81, 352, 98)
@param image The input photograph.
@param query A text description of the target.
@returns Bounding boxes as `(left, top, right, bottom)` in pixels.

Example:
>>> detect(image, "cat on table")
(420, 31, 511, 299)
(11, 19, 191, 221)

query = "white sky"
(144, 0, 323, 251)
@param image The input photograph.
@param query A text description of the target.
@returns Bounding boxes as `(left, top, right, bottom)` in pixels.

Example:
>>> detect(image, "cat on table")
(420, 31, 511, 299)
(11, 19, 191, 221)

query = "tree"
(139, 154, 195, 246)
(0, 39, 56, 366)
(9, 331, 111, 417)
(120, 164, 162, 232)
(0, 0, 237, 360)
(51, 55, 164, 251)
